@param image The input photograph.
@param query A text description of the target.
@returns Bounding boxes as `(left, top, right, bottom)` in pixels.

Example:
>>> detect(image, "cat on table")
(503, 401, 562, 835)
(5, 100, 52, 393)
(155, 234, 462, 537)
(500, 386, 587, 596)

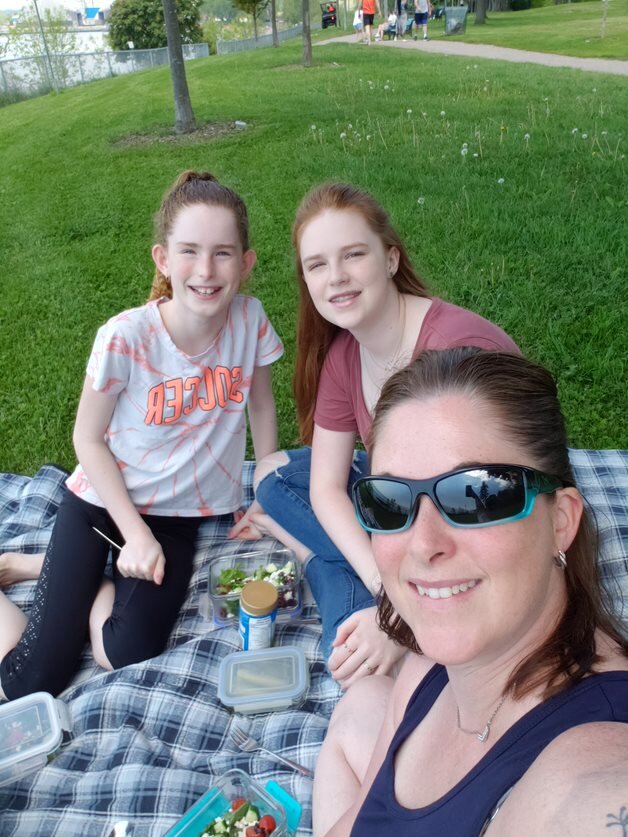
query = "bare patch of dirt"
(112, 121, 244, 149)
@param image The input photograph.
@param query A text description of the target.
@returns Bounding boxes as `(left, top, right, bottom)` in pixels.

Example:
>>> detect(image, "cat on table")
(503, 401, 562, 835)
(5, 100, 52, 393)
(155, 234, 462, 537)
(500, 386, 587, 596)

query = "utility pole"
(32, 0, 58, 91)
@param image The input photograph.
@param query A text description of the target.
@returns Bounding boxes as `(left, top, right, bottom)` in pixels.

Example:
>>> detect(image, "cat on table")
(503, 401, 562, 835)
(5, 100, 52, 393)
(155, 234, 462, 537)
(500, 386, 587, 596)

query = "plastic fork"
(230, 726, 314, 778)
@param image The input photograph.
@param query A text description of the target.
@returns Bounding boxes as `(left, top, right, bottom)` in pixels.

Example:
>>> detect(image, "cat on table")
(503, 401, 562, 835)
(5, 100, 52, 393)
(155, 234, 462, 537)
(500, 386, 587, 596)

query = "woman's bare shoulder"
(390, 653, 437, 723)
(489, 722, 628, 837)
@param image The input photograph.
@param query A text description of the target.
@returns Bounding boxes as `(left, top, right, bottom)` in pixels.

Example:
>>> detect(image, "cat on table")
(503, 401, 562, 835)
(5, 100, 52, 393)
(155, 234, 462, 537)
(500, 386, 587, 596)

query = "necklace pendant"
(477, 725, 490, 743)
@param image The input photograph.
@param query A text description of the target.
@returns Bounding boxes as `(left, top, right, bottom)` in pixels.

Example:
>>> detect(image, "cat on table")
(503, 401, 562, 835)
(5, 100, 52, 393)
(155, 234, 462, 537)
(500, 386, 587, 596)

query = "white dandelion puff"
(440, 110, 446, 117)
(582, 133, 588, 140)
(497, 177, 505, 185)
(417, 197, 425, 205)
(524, 133, 530, 141)
(340, 132, 347, 139)
(461, 147, 468, 156)
(407, 108, 413, 114)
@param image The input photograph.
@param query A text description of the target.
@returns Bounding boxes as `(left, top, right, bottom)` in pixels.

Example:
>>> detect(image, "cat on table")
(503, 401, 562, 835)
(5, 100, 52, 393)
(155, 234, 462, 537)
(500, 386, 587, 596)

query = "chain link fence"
(216, 22, 319, 54)
(0, 43, 209, 98)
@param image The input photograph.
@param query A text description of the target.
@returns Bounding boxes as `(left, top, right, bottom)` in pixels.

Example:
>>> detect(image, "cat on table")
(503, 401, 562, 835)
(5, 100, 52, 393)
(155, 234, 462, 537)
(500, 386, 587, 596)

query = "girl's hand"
(328, 607, 408, 691)
(227, 501, 265, 540)
(116, 531, 166, 585)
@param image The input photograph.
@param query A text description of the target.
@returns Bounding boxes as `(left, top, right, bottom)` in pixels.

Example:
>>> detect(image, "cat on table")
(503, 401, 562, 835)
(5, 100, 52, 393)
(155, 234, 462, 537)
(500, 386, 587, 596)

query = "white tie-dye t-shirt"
(66, 296, 283, 516)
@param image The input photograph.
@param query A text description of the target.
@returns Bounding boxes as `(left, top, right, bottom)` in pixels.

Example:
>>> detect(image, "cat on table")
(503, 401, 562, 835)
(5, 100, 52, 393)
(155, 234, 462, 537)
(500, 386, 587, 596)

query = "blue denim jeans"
(256, 447, 374, 661)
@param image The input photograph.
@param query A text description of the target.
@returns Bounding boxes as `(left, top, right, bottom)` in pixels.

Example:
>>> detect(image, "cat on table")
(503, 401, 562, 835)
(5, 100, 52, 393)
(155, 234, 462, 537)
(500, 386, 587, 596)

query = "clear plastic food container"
(0, 691, 72, 787)
(217, 646, 309, 714)
(164, 767, 302, 836)
(207, 547, 302, 627)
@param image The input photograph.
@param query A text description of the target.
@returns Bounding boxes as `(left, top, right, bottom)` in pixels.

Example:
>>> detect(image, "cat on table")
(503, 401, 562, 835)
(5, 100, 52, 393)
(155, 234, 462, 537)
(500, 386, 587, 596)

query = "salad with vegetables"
(214, 562, 297, 620)
(199, 798, 277, 837)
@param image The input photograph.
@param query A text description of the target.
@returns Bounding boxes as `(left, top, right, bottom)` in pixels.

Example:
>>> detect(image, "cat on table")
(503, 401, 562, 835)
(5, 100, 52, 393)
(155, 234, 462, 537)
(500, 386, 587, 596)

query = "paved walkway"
(318, 33, 628, 76)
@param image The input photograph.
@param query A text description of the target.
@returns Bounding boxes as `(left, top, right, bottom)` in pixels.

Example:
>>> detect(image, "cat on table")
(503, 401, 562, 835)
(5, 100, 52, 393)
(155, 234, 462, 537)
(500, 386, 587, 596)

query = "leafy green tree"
(108, 0, 203, 50)
(233, 0, 270, 38)
(9, 5, 77, 89)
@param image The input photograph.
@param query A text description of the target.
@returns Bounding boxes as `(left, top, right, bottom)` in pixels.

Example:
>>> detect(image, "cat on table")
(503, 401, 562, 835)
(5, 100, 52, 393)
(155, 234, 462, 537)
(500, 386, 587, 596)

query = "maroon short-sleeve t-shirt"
(313, 298, 520, 443)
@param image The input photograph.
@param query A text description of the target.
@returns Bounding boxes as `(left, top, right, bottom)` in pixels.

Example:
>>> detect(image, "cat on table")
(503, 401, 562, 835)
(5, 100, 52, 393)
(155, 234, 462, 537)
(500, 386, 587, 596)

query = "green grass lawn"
(0, 38, 626, 475)
(436, 0, 628, 60)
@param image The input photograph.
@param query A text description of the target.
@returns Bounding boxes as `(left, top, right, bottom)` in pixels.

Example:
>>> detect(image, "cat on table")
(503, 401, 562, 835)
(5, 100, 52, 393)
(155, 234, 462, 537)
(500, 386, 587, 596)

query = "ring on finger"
(363, 661, 375, 674)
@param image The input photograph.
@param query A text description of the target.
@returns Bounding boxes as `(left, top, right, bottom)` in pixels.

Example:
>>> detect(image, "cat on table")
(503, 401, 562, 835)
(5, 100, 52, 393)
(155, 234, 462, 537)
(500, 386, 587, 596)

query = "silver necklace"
(360, 294, 408, 377)
(456, 694, 507, 743)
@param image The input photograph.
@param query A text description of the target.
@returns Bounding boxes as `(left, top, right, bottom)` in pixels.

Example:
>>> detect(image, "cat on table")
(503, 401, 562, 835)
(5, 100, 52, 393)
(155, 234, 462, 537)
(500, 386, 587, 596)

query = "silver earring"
(554, 549, 567, 570)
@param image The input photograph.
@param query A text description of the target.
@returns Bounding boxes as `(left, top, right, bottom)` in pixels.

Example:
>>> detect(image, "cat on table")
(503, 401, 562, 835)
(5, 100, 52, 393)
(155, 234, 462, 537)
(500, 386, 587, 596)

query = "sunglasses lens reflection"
(356, 479, 413, 531)
(357, 468, 529, 531)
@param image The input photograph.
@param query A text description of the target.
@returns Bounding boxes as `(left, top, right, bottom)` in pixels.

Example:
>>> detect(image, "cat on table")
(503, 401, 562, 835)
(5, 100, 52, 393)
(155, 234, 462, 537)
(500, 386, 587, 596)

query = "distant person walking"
(414, 0, 432, 40)
(362, 0, 381, 44)
(353, 5, 364, 41)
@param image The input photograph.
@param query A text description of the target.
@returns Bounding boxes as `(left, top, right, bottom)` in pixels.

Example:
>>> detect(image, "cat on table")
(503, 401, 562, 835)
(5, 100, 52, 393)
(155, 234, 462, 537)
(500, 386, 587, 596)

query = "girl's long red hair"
(292, 182, 430, 444)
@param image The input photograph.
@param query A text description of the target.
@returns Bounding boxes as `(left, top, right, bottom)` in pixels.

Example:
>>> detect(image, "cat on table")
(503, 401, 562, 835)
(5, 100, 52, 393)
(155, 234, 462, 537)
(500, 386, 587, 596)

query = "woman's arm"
(310, 424, 408, 687)
(488, 723, 628, 837)
(319, 654, 431, 837)
(247, 364, 278, 463)
(310, 424, 379, 593)
(73, 376, 165, 584)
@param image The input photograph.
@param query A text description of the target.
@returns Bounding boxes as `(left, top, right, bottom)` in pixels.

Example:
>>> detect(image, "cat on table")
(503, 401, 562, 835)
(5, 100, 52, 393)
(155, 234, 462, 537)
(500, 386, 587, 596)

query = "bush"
(511, 0, 531, 10)
(108, 0, 204, 50)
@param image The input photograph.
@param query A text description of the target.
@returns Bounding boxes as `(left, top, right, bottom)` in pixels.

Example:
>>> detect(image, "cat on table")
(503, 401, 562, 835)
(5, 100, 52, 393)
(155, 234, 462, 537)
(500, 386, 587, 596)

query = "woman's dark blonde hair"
(292, 182, 430, 444)
(148, 170, 250, 301)
(368, 348, 628, 700)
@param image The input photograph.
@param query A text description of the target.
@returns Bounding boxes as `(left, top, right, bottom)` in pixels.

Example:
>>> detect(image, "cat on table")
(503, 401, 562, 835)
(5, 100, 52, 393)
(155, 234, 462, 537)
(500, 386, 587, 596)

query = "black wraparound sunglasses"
(352, 464, 566, 533)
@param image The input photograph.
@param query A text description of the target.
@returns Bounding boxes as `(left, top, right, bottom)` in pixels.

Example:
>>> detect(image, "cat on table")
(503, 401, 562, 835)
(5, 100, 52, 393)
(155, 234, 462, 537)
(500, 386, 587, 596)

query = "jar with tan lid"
(239, 580, 278, 650)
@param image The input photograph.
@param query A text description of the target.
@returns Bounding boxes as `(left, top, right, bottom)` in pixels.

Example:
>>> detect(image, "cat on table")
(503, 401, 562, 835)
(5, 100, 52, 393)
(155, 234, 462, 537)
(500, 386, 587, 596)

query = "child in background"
(353, 5, 364, 41)
(0, 171, 283, 700)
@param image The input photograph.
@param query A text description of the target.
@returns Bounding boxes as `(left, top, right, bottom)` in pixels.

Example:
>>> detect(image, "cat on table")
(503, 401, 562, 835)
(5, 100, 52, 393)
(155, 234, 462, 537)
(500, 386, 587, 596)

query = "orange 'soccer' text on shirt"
(145, 366, 244, 425)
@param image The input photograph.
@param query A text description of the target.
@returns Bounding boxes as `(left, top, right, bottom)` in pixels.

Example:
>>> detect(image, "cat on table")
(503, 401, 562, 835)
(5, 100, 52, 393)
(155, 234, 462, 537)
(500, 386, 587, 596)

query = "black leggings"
(1, 490, 201, 699)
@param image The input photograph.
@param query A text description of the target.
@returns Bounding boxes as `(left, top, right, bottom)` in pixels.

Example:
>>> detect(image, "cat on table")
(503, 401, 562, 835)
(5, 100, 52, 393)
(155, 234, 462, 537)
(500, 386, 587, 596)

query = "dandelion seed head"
(601, 130, 608, 136)
(440, 110, 446, 117)
(592, 87, 597, 92)
(572, 128, 579, 134)
(407, 108, 412, 114)
(348, 123, 353, 129)
(462, 142, 468, 148)
(340, 132, 347, 139)
(497, 178, 505, 185)
(524, 133, 530, 140)
(384, 84, 390, 90)
(483, 86, 488, 92)
(417, 197, 425, 205)
(582, 133, 588, 140)
(461, 147, 468, 156)
(473, 153, 479, 158)
(311, 124, 316, 130)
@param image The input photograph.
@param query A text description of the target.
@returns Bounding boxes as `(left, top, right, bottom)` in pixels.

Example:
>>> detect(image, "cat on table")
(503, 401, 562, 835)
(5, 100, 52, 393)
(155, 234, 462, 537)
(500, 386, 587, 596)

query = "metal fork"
(231, 726, 314, 778)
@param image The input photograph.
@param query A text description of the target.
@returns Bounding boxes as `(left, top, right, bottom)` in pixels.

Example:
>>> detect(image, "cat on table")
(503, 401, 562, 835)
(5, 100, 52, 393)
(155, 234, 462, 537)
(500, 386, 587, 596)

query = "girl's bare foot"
(0, 552, 45, 588)
(248, 512, 312, 564)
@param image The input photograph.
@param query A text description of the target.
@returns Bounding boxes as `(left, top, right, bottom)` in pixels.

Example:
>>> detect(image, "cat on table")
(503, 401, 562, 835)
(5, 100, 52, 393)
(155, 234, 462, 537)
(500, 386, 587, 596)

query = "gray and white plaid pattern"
(0, 452, 626, 835)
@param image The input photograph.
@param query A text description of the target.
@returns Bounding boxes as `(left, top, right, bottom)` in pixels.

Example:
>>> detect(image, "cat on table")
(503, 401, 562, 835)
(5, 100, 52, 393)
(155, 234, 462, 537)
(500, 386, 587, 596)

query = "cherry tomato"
(231, 797, 247, 811)
(259, 815, 277, 833)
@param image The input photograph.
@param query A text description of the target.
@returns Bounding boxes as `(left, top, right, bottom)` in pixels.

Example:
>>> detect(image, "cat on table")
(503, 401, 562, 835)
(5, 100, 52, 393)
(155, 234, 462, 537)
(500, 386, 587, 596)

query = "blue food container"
(164, 768, 301, 836)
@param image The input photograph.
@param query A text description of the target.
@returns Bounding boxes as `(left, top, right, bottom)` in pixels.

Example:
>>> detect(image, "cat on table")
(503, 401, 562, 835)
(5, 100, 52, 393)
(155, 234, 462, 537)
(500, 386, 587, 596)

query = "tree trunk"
(271, 0, 279, 45)
(601, 0, 609, 37)
(474, 0, 488, 25)
(302, 0, 312, 66)
(162, 0, 195, 133)
(253, 7, 258, 39)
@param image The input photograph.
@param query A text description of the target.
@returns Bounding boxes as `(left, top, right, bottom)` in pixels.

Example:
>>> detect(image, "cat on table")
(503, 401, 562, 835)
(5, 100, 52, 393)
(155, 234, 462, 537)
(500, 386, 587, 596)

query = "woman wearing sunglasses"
(314, 348, 628, 837)
(231, 182, 519, 687)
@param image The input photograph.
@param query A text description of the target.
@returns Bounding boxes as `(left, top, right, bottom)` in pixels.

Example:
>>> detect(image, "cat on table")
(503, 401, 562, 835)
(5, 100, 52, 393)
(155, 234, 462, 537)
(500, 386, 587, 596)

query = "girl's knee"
(253, 450, 290, 491)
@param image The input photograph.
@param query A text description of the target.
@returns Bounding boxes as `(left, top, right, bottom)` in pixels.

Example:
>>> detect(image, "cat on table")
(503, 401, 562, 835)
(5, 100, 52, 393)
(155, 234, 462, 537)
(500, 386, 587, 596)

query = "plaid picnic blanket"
(0, 452, 626, 836)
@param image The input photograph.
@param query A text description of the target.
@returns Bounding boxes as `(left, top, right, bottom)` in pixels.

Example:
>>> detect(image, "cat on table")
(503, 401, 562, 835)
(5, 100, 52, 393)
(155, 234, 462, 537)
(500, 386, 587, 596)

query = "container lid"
(0, 692, 72, 786)
(240, 580, 278, 616)
(218, 647, 308, 710)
